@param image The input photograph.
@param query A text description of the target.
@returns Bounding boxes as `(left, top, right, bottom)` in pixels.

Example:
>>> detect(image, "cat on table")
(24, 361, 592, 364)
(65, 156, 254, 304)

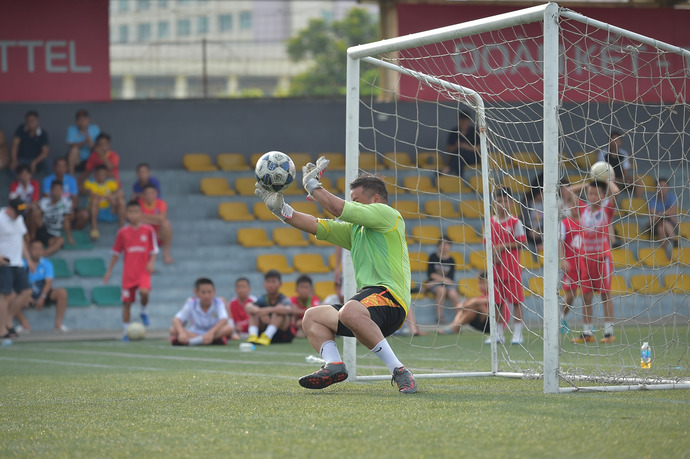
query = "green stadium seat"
(49, 258, 72, 279)
(74, 258, 107, 277)
(62, 230, 94, 251)
(92, 286, 122, 306)
(64, 287, 90, 307)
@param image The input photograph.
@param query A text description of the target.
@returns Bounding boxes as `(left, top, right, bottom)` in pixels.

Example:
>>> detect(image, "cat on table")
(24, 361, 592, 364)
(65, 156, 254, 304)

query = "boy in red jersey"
(227, 277, 254, 336)
(559, 192, 583, 334)
(490, 187, 526, 345)
(138, 184, 173, 264)
(566, 178, 619, 343)
(290, 274, 321, 338)
(103, 200, 158, 340)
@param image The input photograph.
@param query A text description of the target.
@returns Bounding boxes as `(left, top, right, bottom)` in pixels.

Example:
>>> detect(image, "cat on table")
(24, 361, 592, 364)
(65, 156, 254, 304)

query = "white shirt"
(0, 208, 27, 266)
(175, 296, 228, 334)
(39, 196, 72, 237)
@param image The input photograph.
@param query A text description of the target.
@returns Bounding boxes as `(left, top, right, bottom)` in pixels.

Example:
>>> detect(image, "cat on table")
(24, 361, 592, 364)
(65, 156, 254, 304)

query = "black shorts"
(331, 286, 407, 338)
(36, 225, 60, 246)
(31, 289, 56, 306)
(271, 327, 294, 344)
(469, 314, 490, 335)
(0, 266, 31, 295)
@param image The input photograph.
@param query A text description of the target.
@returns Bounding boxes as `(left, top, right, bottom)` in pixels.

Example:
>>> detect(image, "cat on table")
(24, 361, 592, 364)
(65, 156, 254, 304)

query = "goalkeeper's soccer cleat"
(246, 334, 260, 344)
(255, 332, 272, 346)
(299, 362, 348, 389)
(391, 366, 417, 394)
(600, 334, 616, 343)
(571, 333, 595, 344)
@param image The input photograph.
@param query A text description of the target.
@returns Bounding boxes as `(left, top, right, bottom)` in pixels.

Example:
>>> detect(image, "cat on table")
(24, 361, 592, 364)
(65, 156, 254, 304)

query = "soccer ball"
(126, 322, 146, 340)
(255, 151, 296, 192)
(590, 161, 614, 182)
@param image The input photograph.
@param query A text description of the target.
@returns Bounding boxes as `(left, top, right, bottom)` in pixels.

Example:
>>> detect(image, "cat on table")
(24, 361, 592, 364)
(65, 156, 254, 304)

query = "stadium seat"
(253, 202, 277, 221)
(619, 197, 649, 216)
(64, 287, 90, 307)
(449, 251, 469, 271)
(502, 175, 531, 195)
(183, 153, 217, 172)
(678, 222, 690, 239)
(437, 175, 462, 195)
(392, 201, 420, 220)
(62, 230, 93, 251)
(321, 152, 345, 170)
(521, 251, 541, 271)
(458, 277, 481, 297)
(282, 183, 304, 196)
(273, 227, 309, 247)
(288, 152, 312, 169)
(527, 277, 544, 297)
(630, 274, 663, 295)
(664, 274, 690, 294)
(234, 177, 258, 196)
(468, 251, 487, 270)
(672, 248, 690, 266)
(610, 275, 631, 295)
(611, 248, 638, 268)
(402, 175, 436, 194)
(458, 200, 484, 219)
(328, 253, 337, 270)
(383, 152, 413, 169)
(291, 201, 321, 218)
(249, 152, 265, 167)
(359, 152, 379, 170)
(424, 200, 460, 219)
(467, 175, 484, 194)
(572, 151, 598, 171)
(335, 176, 347, 194)
(408, 251, 429, 273)
(377, 174, 401, 195)
(74, 258, 106, 278)
(446, 224, 481, 244)
(417, 151, 441, 170)
(200, 177, 235, 196)
(308, 233, 331, 247)
(411, 225, 442, 245)
(281, 281, 297, 299)
(92, 286, 122, 306)
(512, 151, 541, 169)
(256, 254, 294, 274)
(488, 151, 513, 170)
(314, 281, 336, 300)
(613, 222, 644, 242)
(635, 174, 657, 194)
(319, 176, 335, 194)
(237, 228, 273, 247)
(218, 202, 254, 221)
(49, 258, 72, 279)
(637, 247, 671, 268)
(217, 153, 249, 171)
(293, 254, 331, 274)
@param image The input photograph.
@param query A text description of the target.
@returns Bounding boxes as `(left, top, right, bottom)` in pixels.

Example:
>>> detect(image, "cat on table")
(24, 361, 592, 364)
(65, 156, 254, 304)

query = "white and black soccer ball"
(255, 151, 296, 192)
(126, 322, 146, 340)
(590, 161, 614, 182)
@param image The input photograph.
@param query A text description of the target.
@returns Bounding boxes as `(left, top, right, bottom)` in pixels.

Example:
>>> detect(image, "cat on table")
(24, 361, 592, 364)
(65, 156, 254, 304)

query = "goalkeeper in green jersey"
(255, 157, 417, 394)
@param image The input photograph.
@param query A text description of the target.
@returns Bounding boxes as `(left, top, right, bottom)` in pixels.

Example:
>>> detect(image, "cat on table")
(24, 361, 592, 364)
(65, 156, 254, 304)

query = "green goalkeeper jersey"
(316, 200, 411, 312)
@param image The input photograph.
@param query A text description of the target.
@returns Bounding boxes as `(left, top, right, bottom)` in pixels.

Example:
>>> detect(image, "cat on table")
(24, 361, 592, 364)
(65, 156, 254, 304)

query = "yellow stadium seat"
(417, 151, 441, 170)
(637, 247, 671, 268)
(459, 200, 484, 219)
(291, 201, 321, 218)
(665, 274, 690, 294)
(319, 176, 335, 194)
(630, 274, 663, 295)
(424, 200, 460, 219)
(392, 201, 420, 220)
(282, 183, 304, 196)
(613, 222, 643, 242)
(437, 175, 463, 195)
(308, 233, 332, 247)
(468, 175, 484, 194)
(402, 175, 436, 194)
(253, 202, 277, 221)
(449, 251, 469, 271)
(512, 152, 541, 169)
(458, 277, 481, 297)
(619, 198, 649, 216)
(237, 228, 273, 247)
(256, 254, 294, 274)
(183, 153, 217, 172)
(288, 153, 312, 169)
(359, 152, 379, 170)
(314, 281, 335, 301)
(521, 251, 541, 271)
(488, 151, 513, 170)
(468, 251, 487, 270)
(672, 248, 690, 266)
(234, 177, 258, 196)
(321, 152, 345, 170)
(218, 202, 254, 222)
(293, 254, 331, 274)
(200, 177, 235, 196)
(249, 152, 264, 167)
(502, 175, 531, 195)
(336, 176, 347, 194)
(281, 281, 297, 299)
(273, 227, 309, 247)
(609, 275, 631, 295)
(411, 225, 442, 245)
(634, 174, 657, 194)
(446, 224, 481, 244)
(678, 222, 690, 239)
(217, 153, 249, 171)
(572, 151, 598, 171)
(408, 251, 429, 273)
(528, 277, 544, 297)
(383, 152, 413, 169)
(566, 173, 586, 186)
(611, 248, 638, 268)
(329, 253, 337, 270)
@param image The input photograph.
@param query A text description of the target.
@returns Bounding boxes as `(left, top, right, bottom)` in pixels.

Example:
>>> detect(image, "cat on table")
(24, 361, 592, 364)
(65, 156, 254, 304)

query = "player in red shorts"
(489, 187, 527, 345)
(566, 178, 619, 343)
(558, 194, 583, 334)
(103, 200, 159, 340)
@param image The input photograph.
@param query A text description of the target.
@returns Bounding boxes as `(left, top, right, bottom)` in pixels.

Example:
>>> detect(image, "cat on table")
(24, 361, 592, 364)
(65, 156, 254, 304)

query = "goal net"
(342, 3, 690, 392)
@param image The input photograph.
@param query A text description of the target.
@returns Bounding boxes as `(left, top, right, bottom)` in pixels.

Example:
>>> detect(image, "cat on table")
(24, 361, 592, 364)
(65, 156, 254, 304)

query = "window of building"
(137, 23, 152, 42)
(177, 18, 191, 37)
(118, 24, 129, 43)
(158, 21, 170, 39)
(239, 11, 252, 30)
(177, 0, 191, 5)
(218, 14, 233, 32)
(197, 16, 209, 35)
(137, 0, 151, 10)
(157, 0, 168, 6)
(117, 0, 129, 12)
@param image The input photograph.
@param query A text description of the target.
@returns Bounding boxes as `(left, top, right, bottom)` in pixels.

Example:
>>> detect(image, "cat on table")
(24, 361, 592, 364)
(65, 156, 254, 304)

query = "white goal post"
(342, 2, 690, 393)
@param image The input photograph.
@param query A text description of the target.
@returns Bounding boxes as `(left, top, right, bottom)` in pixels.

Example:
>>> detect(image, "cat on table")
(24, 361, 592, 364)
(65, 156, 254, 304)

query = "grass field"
(1, 334, 689, 458)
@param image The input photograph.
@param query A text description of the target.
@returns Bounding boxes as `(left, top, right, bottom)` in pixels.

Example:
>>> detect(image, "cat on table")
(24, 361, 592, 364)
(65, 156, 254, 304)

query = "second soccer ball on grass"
(126, 322, 146, 340)
(255, 151, 296, 193)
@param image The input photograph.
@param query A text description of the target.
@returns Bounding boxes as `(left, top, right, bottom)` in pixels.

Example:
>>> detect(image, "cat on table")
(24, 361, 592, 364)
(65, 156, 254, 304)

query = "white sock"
(513, 321, 523, 339)
(189, 336, 203, 346)
(584, 324, 593, 335)
(319, 340, 342, 364)
(604, 322, 614, 336)
(122, 322, 129, 334)
(264, 324, 278, 339)
(370, 338, 403, 374)
(248, 325, 259, 336)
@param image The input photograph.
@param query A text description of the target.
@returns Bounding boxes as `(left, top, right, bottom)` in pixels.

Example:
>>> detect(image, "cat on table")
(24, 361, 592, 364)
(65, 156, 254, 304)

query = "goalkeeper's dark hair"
(350, 174, 388, 203)
(588, 180, 608, 194)
(194, 277, 215, 289)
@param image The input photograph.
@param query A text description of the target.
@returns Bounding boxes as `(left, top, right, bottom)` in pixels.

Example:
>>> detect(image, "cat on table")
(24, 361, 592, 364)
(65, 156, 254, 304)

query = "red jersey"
(111, 223, 159, 289)
(559, 217, 583, 262)
(228, 295, 255, 333)
(85, 150, 121, 184)
(578, 198, 615, 258)
(489, 215, 526, 278)
(9, 179, 40, 203)
(138, 198, 167, 231)
(290, 295, 321, 318)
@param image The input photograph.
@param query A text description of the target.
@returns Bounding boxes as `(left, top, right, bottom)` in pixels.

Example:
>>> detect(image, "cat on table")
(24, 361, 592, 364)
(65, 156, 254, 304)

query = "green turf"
(1, 337, 689, 458)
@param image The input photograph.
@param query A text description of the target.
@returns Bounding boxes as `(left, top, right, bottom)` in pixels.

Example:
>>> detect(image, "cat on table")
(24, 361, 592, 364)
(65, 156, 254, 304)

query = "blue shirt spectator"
(132, 163, 162, 199)
(42, 172, 78, 200)
(649, 188, 677, 214)
(23, 256, 54, 300)
(66, 109, 100, 175)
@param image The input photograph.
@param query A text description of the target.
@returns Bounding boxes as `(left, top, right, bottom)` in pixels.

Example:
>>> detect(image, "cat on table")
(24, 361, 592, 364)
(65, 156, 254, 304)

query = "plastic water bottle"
(1, 338, 12, 347)
(239, 343, 255, 352)
(640, 342, 651, 369)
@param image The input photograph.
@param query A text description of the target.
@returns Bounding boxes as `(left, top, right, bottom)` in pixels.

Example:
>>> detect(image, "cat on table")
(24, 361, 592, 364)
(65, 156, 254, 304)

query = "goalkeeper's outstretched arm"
(284, 187, 344, 235)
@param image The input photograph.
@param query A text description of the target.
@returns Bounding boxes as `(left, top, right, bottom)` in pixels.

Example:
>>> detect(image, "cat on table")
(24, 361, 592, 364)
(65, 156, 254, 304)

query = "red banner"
(0, 0, 110, 102)
(397, 5, 690, 103)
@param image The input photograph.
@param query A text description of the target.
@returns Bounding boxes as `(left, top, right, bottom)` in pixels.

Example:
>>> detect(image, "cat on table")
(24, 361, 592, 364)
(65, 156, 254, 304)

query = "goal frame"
(342, 2, 690, 393)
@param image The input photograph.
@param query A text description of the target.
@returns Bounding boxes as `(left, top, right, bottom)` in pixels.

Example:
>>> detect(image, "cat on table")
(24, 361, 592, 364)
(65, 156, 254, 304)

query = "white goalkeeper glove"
(302, 156, 330, 200)
(255, 183, 294, 222)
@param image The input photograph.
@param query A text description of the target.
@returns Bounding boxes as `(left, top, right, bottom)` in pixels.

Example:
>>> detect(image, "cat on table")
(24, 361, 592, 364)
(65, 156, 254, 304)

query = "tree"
(287, 8, 380, 97)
